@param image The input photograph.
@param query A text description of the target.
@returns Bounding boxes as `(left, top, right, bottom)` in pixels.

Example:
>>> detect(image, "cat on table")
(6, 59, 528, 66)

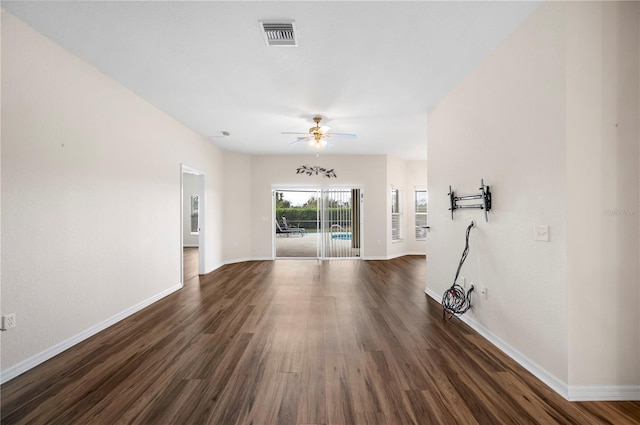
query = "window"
(415, 190, 428, 240)
(391, 188, 402, 241)
(190, 195, 199, 234)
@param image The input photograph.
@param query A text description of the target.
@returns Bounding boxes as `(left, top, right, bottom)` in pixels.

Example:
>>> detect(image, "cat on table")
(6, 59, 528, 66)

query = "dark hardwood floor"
(1, 249, 639, 424)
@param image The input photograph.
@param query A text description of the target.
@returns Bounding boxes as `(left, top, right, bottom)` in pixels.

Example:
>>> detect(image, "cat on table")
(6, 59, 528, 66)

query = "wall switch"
(2, 313, 16, 330)
(534, 225, 549, 242)
(460, 277, 466, 288)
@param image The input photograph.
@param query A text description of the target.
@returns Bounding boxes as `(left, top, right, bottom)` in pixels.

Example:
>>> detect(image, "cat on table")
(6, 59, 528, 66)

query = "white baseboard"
(205, 262, 225, 274)
(224, 257, 273, 265)
(568, 386, 640, 401)
(363, 253, 424, 260)
(206, 257, 272, 274)
(362, 253, 411, 261)
(424, 287, 569, 399)
(226, 256, 410, 263)
(222, 255, 423, 263)
(0, 282, 183, 385)
(425, 287, 640, 401)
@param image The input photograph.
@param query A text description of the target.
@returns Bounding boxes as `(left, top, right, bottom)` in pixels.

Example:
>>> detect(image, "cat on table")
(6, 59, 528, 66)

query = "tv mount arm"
(448, 179, 492, 222)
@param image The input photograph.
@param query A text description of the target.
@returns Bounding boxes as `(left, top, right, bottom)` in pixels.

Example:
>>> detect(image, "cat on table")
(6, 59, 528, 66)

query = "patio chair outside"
(275, 217, 306, 237)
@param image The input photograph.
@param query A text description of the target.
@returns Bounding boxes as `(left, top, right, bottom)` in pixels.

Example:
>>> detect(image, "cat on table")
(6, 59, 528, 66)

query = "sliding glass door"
(274, 190, 319, 258)
(321, 188, 361, 258)
(274, 188, 362, 259)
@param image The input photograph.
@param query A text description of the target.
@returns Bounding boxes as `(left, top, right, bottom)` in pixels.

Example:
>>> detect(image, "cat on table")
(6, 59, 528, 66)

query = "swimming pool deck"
(275, 232, 358, 258)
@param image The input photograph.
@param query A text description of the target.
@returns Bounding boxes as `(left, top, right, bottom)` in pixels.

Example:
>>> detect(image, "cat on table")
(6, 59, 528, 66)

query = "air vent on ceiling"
(260, 21, 298, 47)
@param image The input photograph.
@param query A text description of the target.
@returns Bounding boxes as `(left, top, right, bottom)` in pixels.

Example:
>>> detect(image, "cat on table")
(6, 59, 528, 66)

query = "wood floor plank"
(496, 371, 601, 425)
(205, 373, 256, 425)
(274, 372, 302, 425)
(344, 352, 383, 415)
(324, 353, 357, 425)
(2, 250, 639, 425)
(363, 350, 419, 424)
(295, 352, 326, 425)
(414, 349, 482, 424)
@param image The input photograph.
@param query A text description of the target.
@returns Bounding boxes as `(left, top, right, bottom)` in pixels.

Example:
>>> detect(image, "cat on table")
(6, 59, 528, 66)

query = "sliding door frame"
(272, 185, 364, 260)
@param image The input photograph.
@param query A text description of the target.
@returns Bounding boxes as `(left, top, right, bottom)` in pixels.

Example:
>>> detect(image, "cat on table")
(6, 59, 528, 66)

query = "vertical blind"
(322, 188, 361, 258)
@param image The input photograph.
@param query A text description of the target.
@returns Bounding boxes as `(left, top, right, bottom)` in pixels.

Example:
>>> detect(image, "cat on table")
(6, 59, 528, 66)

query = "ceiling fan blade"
(282, 118, 355, 149)
(207, 131, 232, 142)
(327, 132, 357, 139)
(289, 136, 311, 145)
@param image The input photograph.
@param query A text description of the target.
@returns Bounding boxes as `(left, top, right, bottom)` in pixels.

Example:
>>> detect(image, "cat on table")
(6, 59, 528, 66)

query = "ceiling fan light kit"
(283, 116, 357, 153)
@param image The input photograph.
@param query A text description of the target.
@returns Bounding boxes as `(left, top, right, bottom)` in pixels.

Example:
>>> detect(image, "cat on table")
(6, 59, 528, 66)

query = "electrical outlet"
(2, 313, 16, 330)
(480, 286, 488, 300)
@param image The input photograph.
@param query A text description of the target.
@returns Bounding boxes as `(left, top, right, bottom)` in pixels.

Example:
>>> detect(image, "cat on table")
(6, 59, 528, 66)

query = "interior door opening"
(181, 165, 205, 284)
(274, 188, 362, 259)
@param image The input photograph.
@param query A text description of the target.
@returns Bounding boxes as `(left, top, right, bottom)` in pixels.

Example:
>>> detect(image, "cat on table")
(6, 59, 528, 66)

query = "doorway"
(274, 188, 362, 259)
(181, 165, 205, 283)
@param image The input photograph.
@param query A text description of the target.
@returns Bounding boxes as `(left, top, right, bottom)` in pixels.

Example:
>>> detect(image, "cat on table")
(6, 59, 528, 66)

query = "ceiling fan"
(282, 116, 357, 149)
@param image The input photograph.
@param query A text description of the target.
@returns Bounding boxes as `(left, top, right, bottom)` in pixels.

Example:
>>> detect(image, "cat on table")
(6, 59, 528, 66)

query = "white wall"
(222, 151, 252, 263)
(565, 1, 640, 396)
(427, 1, 640, 400)
(0, 11, 226, 380)
(182, 172, 199, 247)
(427, 1, 569, 391)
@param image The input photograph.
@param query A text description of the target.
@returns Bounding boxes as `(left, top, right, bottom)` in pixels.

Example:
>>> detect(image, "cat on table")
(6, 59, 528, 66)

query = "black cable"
(442, 221, 475, 319)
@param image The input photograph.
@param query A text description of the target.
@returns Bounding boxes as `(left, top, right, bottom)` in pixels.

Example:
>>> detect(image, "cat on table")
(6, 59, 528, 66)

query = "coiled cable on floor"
(442, 221, 475, 319)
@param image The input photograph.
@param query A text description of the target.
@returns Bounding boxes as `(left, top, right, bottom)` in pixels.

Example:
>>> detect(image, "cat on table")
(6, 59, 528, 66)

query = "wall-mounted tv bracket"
(448, 179, 492, 222)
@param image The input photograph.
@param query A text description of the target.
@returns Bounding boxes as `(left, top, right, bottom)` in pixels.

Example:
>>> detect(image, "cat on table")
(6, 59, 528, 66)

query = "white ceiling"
(3, 1, 541, 160)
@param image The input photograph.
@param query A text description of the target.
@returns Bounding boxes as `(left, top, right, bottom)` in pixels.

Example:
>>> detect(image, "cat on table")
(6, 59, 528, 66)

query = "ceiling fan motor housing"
(283, 115, 355, 148)
(310, 116, 324, 142)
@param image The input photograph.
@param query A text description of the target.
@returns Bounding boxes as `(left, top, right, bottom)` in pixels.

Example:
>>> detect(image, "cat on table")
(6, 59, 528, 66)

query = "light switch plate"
(534, 225, 549, 242)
